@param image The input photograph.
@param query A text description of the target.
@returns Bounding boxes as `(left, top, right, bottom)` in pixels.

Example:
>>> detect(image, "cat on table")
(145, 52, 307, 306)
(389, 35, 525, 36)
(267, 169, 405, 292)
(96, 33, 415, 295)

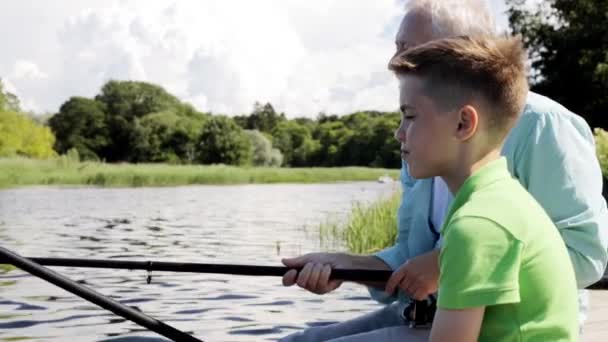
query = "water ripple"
(0, 314, 100, 329)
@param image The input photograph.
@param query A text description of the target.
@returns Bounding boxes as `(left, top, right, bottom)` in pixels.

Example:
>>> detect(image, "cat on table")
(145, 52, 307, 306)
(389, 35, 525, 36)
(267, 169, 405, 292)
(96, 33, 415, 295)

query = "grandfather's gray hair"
(405, 0, 497, 38)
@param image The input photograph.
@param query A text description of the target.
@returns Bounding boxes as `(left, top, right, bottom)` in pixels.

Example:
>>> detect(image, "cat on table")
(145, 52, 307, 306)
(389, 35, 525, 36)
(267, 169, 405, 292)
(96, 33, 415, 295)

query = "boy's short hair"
(389, 35, 528, 142)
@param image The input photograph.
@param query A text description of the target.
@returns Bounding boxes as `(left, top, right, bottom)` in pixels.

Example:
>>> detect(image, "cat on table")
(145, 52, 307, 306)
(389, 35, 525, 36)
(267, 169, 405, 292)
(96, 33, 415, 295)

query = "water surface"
(0, 182, 398, 341)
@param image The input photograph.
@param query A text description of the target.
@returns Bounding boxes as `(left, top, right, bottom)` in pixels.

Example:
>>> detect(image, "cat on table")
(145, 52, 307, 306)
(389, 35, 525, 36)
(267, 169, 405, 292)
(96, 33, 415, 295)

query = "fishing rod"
(0, 256, 393, 282)
(0, 251, 400, 341)
(0, 246, 202, 342)
(2, 255, 606, 289)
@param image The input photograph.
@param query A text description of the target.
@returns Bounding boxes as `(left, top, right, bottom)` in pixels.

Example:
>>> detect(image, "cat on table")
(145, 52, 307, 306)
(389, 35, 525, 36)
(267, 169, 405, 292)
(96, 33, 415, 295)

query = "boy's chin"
(408, 166, 436, 180)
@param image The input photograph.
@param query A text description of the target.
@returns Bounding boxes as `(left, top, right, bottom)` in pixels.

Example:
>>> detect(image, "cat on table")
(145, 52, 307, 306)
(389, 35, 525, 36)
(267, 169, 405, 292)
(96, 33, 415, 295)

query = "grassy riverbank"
(320, 191, 400, 253)
(0, 157, 400, 188)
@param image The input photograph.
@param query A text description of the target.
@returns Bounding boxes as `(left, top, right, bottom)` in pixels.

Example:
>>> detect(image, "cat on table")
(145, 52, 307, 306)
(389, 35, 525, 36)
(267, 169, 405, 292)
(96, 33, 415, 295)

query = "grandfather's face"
(395, 10, 435, 51)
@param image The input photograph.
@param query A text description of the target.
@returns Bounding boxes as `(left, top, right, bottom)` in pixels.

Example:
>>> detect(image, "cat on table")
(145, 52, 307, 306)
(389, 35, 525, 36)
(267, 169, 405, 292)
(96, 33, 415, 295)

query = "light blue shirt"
(370, 92, 608, 305)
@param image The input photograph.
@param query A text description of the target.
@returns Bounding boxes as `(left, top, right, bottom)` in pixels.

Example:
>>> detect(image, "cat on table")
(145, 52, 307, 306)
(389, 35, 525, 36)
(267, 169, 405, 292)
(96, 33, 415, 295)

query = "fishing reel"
(403, 297, 437, 329)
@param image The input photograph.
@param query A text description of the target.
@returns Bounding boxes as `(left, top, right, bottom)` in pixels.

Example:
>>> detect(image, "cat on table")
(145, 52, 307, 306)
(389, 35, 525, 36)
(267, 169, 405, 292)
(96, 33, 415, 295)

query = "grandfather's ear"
(455, 105, 478, 141)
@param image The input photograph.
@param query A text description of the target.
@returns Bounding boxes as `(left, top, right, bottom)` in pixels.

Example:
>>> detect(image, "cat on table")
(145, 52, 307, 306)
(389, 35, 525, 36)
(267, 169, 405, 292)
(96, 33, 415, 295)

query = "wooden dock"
(583, 290, 608, 341)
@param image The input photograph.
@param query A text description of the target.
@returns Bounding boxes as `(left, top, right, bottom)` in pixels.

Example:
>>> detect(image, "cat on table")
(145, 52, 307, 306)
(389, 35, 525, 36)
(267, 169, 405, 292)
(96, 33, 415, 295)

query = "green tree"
(95, 80, 181, 119)
(595, 128, 608, 176)
(271, 120, 319, 166)
(507, 0, 608, 128)
(196, 115, 252, 165)
(0, 110, 56, 158)
(369, 114, 401, 168)
(294, 117, 316, 132)
(338, 112, 375, 165)
(313, 121, 354, 166)
(245, 129, 283, 166)
(49, 97, 108, 160)
(167, 106, 209, 163)
(137, 109, 207, 163)
(244, 102, 286, 132)
(95, 80, 182, 161)
(317, 112, 339, 123)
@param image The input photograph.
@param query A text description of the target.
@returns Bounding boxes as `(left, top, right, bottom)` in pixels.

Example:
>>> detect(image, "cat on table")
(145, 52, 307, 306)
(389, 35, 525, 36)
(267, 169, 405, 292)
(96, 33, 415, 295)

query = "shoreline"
(0, 157, 400, 189)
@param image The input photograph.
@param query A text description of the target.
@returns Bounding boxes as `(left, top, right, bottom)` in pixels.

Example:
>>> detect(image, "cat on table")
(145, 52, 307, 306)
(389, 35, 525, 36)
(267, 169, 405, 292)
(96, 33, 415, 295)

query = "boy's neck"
(441, 149, 502, 195)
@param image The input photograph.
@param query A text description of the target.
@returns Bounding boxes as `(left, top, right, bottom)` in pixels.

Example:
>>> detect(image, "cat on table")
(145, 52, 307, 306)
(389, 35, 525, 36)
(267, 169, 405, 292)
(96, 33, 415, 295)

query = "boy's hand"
(385, 249, 440, 300)
(281, 253, 352, 294)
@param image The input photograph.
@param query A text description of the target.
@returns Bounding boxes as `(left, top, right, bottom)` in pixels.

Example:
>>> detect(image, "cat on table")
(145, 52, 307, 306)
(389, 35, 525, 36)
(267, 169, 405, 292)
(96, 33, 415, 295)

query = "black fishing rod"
(0, 256, 393, 282)
(0, 246, 202, 342)
(2, 255, 606, 289)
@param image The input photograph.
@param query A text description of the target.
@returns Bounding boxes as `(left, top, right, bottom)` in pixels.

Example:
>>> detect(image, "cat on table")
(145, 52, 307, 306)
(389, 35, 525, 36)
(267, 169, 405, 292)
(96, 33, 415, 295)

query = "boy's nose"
(394, 125, 406, 142)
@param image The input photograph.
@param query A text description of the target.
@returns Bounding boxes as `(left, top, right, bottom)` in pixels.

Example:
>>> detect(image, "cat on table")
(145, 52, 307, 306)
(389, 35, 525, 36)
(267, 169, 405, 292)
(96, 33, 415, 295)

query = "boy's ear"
(455, 105, 478, 141)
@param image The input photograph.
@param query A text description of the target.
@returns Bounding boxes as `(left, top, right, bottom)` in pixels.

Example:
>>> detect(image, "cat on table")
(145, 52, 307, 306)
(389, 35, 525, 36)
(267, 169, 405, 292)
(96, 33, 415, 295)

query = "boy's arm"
(514, 110, 608, 287)
(430, 307, 485, 342)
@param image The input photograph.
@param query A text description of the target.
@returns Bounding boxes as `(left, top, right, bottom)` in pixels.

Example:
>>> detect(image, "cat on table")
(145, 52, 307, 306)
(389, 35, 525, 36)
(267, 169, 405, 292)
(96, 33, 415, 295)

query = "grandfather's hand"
(281, 252, 353, 295)
(385, 249, 440, 300)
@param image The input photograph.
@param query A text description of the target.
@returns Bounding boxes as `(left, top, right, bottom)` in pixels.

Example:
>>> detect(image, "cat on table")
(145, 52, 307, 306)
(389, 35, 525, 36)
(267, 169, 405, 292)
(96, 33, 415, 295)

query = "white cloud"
(10, 61, 48, 80)
(0, 0, 510, 117)
(4, 61, 49, 111)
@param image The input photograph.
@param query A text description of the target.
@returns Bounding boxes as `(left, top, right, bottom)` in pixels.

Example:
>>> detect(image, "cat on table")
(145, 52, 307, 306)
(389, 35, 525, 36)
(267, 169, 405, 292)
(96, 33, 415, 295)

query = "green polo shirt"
(438, 157, 578, 341)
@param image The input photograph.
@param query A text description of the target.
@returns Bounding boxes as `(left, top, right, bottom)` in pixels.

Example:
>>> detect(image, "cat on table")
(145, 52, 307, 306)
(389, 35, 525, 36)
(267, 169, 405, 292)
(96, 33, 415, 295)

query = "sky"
(0, 0, 510, 118)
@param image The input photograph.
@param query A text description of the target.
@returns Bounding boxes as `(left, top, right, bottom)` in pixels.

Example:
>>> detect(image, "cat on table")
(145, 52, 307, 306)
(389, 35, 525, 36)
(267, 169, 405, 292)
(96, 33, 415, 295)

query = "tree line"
(1, 79, 401, 167)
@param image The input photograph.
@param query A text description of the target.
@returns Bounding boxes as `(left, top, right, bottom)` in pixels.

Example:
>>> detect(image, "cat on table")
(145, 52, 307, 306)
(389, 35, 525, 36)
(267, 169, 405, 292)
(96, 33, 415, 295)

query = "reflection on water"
(0, 182, 398, 341)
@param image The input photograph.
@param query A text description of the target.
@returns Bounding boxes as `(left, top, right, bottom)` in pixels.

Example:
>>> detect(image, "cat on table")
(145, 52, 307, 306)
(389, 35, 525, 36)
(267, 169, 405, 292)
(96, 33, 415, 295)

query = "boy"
(387, 36, 578, 341)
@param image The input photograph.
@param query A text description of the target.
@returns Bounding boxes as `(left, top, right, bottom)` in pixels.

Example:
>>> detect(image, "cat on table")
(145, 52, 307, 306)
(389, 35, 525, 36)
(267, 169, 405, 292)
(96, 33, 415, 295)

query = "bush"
(196, 116, 252, 166)
(245, 130, 283, 167)
(0, 110, 57, 158)
(595, 128, 608, 177)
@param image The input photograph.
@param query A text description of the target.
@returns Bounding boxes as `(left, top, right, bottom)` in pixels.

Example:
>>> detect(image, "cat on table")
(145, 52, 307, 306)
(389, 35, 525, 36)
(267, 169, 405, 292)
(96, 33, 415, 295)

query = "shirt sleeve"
(438, 217, 522, 309)
(514, 112, 608, 288)
(375, 161, 415, 268)
(369, 161, 415, 303)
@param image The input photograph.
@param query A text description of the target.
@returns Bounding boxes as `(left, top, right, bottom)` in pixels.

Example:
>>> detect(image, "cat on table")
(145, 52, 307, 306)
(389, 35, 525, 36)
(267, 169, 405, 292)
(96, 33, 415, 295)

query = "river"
(0, 182, 398, 341)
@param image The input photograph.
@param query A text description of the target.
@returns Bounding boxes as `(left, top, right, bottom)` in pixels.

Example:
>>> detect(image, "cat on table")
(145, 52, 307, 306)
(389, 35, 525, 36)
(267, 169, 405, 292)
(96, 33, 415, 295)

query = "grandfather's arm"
(514, 107, 608, 288)
(369, 162, 440, 302)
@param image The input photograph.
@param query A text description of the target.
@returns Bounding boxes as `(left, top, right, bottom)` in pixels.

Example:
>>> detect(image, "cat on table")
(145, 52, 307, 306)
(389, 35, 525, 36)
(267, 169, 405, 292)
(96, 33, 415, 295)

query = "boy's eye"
(400, 106, 416, 121)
